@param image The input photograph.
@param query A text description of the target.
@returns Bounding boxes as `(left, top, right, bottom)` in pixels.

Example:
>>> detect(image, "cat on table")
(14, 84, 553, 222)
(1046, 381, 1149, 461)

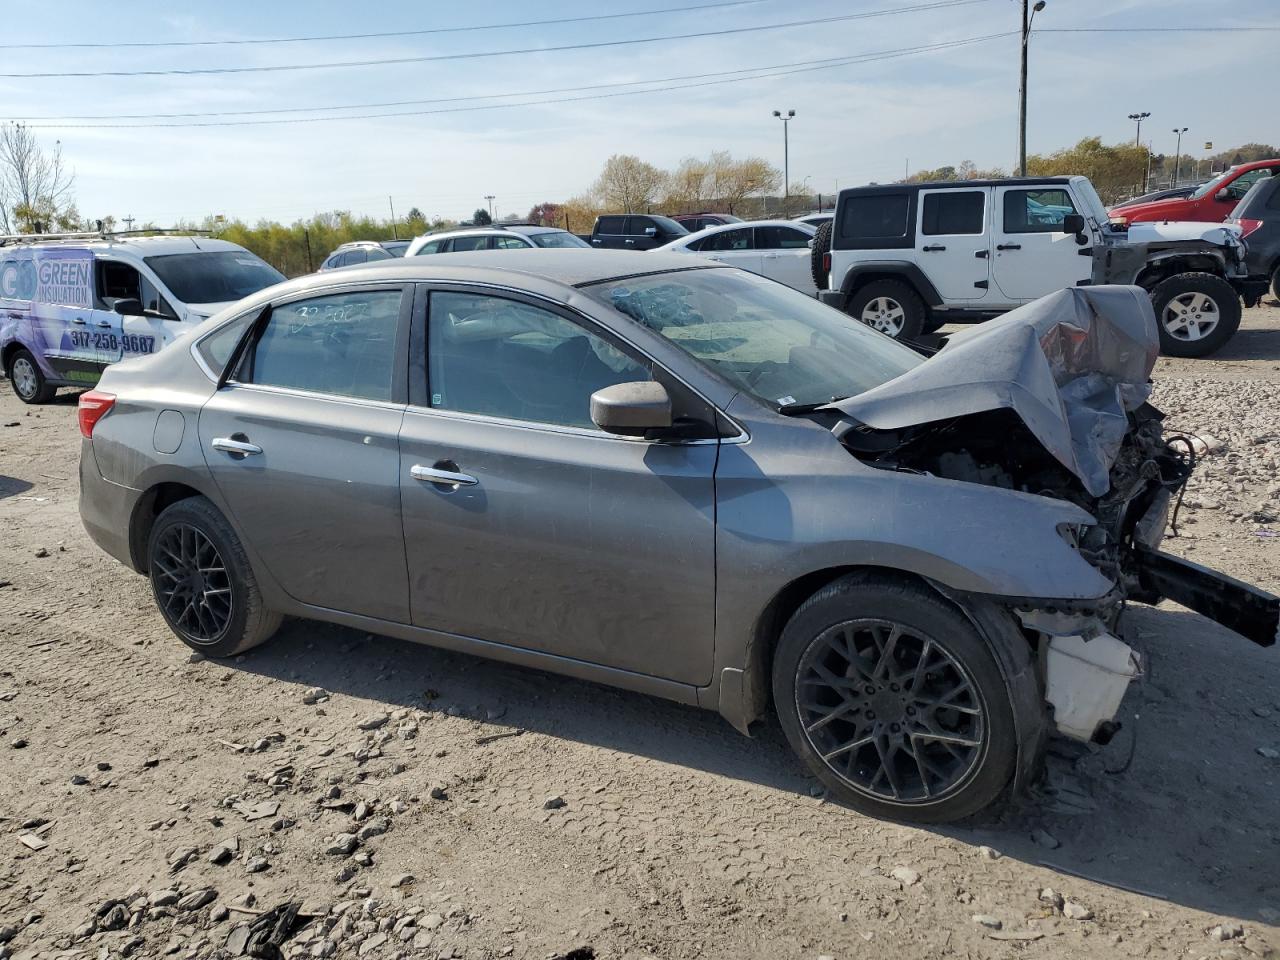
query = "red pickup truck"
(1110, 158, 1280, 224)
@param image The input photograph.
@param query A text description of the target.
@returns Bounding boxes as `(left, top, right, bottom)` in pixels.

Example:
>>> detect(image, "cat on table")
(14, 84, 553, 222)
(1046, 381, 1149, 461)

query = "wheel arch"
(838, 262, 942, 307)
(1133, 252, 1227, 290)
(128, 481, 207, 573)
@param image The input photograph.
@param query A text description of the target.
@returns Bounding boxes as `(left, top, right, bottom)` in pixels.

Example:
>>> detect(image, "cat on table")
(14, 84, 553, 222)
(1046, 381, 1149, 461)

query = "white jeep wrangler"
(812, 175, 1265, 357)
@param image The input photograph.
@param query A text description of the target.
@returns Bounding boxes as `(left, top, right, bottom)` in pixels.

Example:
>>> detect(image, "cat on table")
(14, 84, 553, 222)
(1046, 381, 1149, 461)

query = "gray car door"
(198, 284, 413, 623)
(397, 285, 719, 685)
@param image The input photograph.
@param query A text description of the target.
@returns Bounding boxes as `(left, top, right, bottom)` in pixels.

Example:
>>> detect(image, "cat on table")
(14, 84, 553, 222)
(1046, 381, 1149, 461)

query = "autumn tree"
(593, 154, 667, 211)
(1026, 137, 1148, 203)
(526, 201, 563, 226)
(0, 123, 75, 234)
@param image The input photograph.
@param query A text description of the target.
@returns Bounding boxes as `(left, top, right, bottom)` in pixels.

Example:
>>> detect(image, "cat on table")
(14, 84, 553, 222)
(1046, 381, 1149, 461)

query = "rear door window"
(236, 289, 404, 401)
(921, 191, 985, 235)
(700, 228, 753, 252)
(449, 236, 492, 252)
(595, 216, 625, 234)
(754, 225, 812, 248)
(342, 249, 368, 266)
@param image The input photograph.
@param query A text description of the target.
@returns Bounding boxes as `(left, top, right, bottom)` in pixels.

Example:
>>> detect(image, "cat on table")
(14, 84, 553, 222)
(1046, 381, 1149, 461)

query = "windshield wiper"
(777, 396, 850, 415)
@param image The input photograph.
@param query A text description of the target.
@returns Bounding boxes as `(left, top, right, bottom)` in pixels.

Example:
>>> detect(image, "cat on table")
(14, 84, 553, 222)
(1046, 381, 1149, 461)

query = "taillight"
(78, 390, 116, 438)
(822, 251, 831, 274)
(1234, 218, 1264, 238)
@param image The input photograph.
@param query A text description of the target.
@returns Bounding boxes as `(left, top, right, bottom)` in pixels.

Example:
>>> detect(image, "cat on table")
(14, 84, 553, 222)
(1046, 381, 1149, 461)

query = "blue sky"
(3, 0, 1275, 225)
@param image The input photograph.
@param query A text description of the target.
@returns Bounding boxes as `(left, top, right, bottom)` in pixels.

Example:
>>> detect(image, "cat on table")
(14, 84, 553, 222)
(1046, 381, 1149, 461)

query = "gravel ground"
(2, 300, 1279, 960)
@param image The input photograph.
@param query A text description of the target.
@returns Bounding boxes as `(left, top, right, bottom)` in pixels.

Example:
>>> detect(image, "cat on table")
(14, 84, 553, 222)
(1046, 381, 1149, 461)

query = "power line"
(0, 0, 997, 79)
(24, 34, 1014, 130)
(11, 49, 979, 122)
(1037, 26, 1280, 33)
(0, 1, 763, 50)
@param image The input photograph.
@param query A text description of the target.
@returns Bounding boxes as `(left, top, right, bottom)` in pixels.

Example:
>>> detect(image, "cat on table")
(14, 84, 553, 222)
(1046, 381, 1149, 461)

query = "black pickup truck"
(589, 214, 689, 250)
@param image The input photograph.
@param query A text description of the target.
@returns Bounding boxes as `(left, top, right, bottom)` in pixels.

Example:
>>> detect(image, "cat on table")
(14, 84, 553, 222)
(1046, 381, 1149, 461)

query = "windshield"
(530, 231, 590, 249)
(582, 269, 922, 409)
(145, 251, 285, 304)
(1191, 168, 1235, 200)
(382, 241, 410, 256)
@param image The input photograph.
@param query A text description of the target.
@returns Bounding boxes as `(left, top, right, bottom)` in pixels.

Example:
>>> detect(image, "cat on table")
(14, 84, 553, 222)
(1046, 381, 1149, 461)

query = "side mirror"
(590, 381, 672, 437)
(1061, 213, 1085, 235)
(112, 298, 145, 316)
(644, 226, 657, 237)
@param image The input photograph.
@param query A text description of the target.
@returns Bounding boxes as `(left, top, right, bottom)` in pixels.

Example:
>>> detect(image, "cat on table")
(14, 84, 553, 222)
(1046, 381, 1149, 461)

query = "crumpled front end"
(820, 285, 1278, 742)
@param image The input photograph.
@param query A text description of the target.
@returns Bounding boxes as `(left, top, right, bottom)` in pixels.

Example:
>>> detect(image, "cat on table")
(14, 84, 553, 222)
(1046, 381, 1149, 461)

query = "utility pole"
(1172, 127, 1188, 187)
(484, 194, 495, 218)
(1018, 0, 1046, 177)
(123, 215, 135, 231)
(772, 109, 795, 212)
(387, 196, 398, 239)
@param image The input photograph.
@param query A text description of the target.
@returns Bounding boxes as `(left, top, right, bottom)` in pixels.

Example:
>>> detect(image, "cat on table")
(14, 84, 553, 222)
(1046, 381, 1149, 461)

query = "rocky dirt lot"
(2, 301, 1280, 960)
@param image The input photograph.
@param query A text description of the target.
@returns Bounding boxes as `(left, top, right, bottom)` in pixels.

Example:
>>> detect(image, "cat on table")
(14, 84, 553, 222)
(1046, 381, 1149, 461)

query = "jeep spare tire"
(1150, 272, 1242, 358)
(847, 279, 926, 341)
(810, 220, 833, 290)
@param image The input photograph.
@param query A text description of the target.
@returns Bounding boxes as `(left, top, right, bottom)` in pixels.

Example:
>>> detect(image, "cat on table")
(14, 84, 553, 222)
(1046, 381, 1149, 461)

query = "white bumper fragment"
(1044, 632, 1142, 742)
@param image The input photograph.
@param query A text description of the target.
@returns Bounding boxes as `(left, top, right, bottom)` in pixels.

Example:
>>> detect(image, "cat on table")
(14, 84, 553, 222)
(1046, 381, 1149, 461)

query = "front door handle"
(96, 321, 112, 329)
(211, 436, 263, 457)
(996, 243, 1022, 251)
(411, 463, 478, 487)
(921, 244, 947, 252)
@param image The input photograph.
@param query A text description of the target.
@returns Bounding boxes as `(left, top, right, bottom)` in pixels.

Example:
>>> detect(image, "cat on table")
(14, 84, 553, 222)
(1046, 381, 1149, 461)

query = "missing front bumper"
(1134, 547, 1280, 647)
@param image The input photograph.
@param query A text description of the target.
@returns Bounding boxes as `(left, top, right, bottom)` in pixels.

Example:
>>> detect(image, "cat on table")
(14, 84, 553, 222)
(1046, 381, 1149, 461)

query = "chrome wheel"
(152, 523, 233, 643)
(795, 618, 986, 804)
(1162, 291, 1221, 342)
(12, 356, 38, 400)
(859, 296, 905, 336)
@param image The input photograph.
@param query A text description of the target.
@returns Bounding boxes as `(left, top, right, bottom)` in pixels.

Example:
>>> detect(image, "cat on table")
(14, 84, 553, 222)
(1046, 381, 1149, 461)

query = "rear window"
(921, 191, 985, 235)
(839, 194, 910, 240)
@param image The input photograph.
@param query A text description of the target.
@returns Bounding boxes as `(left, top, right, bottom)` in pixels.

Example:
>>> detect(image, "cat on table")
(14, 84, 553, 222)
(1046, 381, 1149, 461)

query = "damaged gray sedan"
(77, 251, 1278, 823)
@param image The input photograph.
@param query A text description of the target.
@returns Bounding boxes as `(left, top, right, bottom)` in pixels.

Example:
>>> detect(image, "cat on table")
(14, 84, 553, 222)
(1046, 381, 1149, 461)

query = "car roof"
(672, 219, 816, 242)
(839, 176, 1075, 196)
(236, 251, 716, 311)
(0, 235, 246, 257)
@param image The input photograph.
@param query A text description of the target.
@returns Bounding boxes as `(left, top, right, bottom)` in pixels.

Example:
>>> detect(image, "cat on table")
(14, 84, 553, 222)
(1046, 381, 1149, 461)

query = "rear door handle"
(211, 436, 263, 456)
(921, 244, 947, 252)
(96, 321, 112, 328)
(411, 463, 478, 487)
(975, 249, 990, 258)
(996, 243, 1022, 251)
(72, 318, 87, 325)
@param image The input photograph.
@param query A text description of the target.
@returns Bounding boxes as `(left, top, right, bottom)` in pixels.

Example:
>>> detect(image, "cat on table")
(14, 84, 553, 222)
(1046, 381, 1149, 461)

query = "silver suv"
(76, 251, 1277, 823)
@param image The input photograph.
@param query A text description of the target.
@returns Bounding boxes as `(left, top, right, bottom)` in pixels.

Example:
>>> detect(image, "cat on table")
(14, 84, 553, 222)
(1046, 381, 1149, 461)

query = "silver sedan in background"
(77, 251, 1277, 823)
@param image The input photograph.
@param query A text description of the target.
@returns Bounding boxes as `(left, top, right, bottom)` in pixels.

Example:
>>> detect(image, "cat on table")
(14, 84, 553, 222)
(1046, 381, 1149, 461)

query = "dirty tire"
(810, 220, 833, 290)
(7, 348, 56, 404)
(772, 572, 1020, 824)
(1271, 264, 1280, 304)
(147, 496, 281, 658)
(1150, 272, 1242, 358)
(846, 279, 926, 341)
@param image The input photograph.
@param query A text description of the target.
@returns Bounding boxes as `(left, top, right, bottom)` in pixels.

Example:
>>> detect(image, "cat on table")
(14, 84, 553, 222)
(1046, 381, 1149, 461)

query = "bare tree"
(593, 154, 667, 212)
(0, 123, 75, 234)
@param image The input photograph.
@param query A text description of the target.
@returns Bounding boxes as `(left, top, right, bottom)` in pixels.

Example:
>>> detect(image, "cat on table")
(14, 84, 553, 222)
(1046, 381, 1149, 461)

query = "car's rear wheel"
(1150, 272, 1242, 358)
(846, 280, 926, 341)
(773, 573, 1023, 823)
(147, 496, 280, 658)
(1270, 264, 1280, 304)
(7, 348, 56, 404)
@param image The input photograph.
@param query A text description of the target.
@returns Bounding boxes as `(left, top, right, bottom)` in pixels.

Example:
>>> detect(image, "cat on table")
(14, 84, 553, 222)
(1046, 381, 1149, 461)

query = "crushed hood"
(1125, 220, 1242, 246)
(829, 286, 1159, 497)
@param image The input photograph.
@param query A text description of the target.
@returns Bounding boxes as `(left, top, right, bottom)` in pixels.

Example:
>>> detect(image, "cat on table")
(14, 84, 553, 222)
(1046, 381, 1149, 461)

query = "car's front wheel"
(1150, 272, 1242, 358)
(147, 496, 281, 658)
(7, 348, 56, 403)
(773, 573, 1025, 823)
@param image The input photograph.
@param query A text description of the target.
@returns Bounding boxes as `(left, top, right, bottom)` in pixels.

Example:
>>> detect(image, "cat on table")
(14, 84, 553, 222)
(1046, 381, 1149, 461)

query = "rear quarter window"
(836, 193, 913, 250)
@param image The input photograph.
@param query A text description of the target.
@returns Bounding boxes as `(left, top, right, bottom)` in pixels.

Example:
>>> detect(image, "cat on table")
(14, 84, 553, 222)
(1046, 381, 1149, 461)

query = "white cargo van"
(1, 232, 284, 402)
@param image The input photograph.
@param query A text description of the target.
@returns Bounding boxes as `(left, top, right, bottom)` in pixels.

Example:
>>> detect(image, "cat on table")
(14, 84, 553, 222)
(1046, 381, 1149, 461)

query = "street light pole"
(1128, 111, 1150, 146)
(1172, 127, 1188, 187)
(772, 109, 795, 211)
(1018, 0, 1046, 177)
(484, 194, 495, 218)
